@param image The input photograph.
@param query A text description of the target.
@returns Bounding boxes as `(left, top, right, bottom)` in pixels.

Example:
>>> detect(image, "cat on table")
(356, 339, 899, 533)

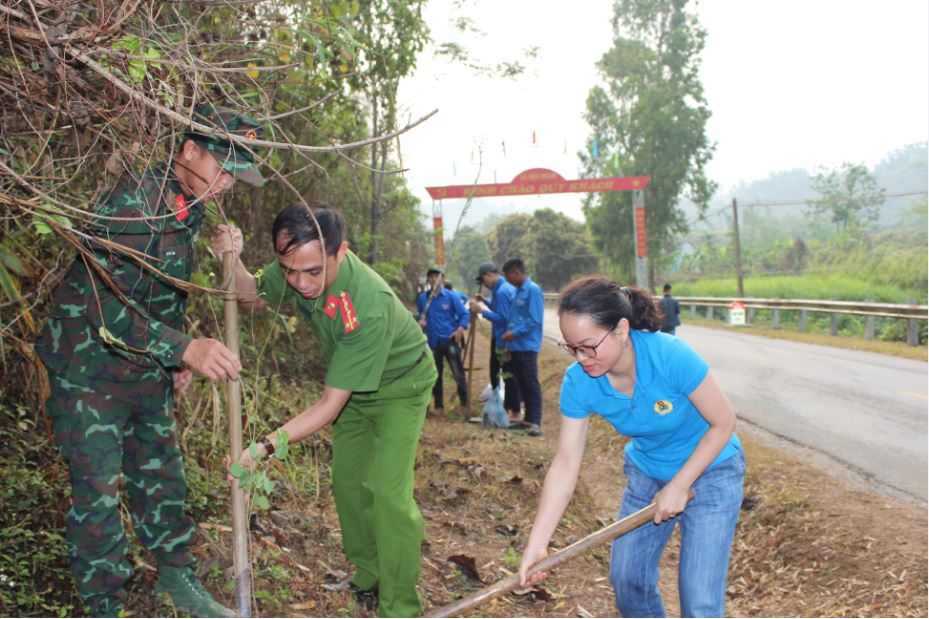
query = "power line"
(683, 189, 927, 227)
(736, 189, 927, 208)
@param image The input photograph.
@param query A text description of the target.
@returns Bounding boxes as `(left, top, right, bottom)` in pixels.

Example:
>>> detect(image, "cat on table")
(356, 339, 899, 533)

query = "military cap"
(185, 105, 265, 187)
(474, 261, 497, 282)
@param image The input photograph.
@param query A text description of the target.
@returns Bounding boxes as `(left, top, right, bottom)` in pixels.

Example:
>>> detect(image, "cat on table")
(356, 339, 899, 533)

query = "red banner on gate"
(433, 216, 445, 265)
(426, 168, 650, 200)
(634, 206, 647, 258)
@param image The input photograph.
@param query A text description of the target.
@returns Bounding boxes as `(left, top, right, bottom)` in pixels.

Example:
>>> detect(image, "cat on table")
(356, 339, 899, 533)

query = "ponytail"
(559, 276, 662, 332)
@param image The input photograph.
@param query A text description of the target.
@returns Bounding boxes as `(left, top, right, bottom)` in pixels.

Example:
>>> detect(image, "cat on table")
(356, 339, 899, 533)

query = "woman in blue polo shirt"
(518, 276, 744, 618)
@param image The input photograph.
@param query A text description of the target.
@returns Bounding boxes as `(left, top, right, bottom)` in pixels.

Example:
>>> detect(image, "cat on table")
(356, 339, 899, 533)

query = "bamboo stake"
(223, 252, 251, 617)
(426, 491, 695, 618)
(464, 303, 478, 419)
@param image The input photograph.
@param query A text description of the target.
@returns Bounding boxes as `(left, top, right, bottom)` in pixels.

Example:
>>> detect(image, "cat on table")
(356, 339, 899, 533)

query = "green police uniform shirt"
(35, 165, 202, 384)
(256, 250, 426, 393)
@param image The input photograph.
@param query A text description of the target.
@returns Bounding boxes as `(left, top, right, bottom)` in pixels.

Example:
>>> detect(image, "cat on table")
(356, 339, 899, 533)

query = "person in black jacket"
(659, 283, 681, 335)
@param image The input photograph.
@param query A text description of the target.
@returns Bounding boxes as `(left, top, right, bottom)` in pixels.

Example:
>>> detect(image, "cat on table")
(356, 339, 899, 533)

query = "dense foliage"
(0, 2, 436, 614)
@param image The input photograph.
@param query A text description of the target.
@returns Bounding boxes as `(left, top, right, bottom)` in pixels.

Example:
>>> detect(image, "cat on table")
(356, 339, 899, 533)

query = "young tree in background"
(581, 0, 715, 285)
(486, 210, 598, 291)
(810, 162, 885, 231)
(349, 0, 430, 264)
(446, 226, 491, 293)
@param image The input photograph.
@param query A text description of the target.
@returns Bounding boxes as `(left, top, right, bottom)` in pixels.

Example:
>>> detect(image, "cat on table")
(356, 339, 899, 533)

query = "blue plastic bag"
(482, 384, 509, 429)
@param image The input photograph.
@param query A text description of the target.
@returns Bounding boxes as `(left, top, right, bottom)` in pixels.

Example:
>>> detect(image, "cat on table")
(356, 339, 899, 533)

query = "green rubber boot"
(156, 565, 235, 618)
(84, 595, 125, 618)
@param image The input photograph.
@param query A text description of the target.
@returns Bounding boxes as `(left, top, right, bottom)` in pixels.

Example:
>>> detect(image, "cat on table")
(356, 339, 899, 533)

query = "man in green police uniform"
(34, 105, 264, 617)
(212, 203, 436, 617)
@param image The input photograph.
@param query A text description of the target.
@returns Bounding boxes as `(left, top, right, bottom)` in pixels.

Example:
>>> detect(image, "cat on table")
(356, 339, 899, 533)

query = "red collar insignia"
(323, 294, 338, 319)
(175, 194, 190, 222)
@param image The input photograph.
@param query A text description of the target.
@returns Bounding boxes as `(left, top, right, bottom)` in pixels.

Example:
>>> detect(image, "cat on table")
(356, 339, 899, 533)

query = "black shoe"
(508, 420, 531, 430)
(348, 582, 378, 612)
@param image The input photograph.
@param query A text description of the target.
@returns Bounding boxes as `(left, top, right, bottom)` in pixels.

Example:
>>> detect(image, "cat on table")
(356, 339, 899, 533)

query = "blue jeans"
(610, 447, 745, 617)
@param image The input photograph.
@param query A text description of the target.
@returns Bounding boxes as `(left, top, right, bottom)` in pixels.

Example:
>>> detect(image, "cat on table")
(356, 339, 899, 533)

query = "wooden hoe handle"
(426, 490, 696, 618)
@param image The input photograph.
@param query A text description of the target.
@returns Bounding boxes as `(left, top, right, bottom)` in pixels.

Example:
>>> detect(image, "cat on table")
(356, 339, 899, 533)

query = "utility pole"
(732, 198, 744, 298)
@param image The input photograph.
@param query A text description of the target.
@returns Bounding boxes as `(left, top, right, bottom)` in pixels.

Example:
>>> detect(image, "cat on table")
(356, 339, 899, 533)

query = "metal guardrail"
(541, 292, 928, 345)
(675, 296, 928, 320)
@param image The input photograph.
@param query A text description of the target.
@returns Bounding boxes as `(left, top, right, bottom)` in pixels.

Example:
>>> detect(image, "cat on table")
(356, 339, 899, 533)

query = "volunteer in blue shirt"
(518, 276, 744, 618)
(501, 258, 544, 436)
(469, 262, 521, 417)
(417, 267, 470, 414)
(444, 281, 469, 306)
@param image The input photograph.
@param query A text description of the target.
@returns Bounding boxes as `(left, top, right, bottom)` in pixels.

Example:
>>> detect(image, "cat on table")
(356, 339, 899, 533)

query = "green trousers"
(45, 371, 196, 613)
(331, 353, 436, 617)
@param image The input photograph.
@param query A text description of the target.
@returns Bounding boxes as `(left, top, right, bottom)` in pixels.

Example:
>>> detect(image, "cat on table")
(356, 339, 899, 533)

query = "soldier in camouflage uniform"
(34, 105, 264, 617)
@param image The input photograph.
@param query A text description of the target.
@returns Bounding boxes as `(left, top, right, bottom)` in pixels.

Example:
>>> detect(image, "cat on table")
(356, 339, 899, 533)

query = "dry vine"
(0, 0, 435, 406)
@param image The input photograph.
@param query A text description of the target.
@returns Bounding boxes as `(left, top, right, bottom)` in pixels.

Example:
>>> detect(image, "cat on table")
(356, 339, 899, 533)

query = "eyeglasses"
(558, 328, 614, 359)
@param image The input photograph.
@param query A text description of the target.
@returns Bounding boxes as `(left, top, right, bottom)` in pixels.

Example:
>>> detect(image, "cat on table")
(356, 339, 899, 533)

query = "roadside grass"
(673, 274, 926, 304)
(682, 314, 928, 361)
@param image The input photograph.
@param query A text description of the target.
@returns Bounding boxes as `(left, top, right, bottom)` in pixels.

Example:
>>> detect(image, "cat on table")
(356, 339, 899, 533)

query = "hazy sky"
(396, 0, 928, 223)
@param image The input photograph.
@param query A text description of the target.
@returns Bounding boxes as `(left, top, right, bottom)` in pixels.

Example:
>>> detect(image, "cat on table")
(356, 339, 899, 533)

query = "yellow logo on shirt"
(653, 400, 673, 415)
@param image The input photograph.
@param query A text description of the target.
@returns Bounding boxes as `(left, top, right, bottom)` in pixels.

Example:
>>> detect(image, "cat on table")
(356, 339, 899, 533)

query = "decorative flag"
(502, 141, 506, 157)
(592, 136, 599, 159)
(563, 139, 567, 155)
(470, 149, 474, 163)
(532, 129, 536, 144)
(452, 162, 457, 175)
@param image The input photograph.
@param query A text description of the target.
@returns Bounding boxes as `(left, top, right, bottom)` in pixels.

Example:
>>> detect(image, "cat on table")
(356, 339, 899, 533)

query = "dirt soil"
(134, 322, 927, 618)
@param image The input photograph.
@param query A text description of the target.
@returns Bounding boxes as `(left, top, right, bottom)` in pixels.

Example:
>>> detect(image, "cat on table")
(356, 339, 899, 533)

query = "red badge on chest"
(338, 291, 360, 333)
(175, 194, 190, 222)
(323, 294, 338, 319)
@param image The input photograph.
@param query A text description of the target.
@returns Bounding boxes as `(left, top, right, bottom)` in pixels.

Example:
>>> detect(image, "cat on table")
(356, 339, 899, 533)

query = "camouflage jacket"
(35, 164, 205, 384)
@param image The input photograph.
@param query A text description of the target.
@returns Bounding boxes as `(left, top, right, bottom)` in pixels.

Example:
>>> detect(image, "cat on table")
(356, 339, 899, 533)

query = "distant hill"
(686, 141, 928, 230)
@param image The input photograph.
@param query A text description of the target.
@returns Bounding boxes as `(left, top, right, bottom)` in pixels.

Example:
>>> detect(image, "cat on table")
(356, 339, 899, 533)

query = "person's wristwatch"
(259, 436, 275, 459)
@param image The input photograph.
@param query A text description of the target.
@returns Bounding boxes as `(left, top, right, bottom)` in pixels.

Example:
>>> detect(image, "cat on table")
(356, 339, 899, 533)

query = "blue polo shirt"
(417, 287, 470, 349)
(481, 277, 516, 343)
(559, 329, 741, 481)
(507, 276, 543, 352)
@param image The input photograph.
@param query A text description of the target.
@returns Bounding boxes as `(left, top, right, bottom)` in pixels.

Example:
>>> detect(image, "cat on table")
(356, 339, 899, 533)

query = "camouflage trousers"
(46, 371, 196, 611)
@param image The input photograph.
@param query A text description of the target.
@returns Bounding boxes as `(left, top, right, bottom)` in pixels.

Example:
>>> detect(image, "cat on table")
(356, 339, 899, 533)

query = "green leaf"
(248, 442, 259, 459)
(261, 476, 275, 493)
(274, 429, 290, 460)
(0, 264, 21, 303)
(0, 245, 27, 276)
(254, 494, 270, 510)
(191, 272, 211, 289)
(32, 216, 53, 235)
(230, 461, 244, 478)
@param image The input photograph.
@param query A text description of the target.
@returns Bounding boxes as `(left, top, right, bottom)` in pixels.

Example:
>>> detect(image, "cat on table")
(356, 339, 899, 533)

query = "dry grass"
(138, 322, 926, 618)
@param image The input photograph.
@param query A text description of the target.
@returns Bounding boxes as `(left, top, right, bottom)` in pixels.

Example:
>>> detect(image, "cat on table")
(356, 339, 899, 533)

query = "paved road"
(542, 309, 928, 502)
